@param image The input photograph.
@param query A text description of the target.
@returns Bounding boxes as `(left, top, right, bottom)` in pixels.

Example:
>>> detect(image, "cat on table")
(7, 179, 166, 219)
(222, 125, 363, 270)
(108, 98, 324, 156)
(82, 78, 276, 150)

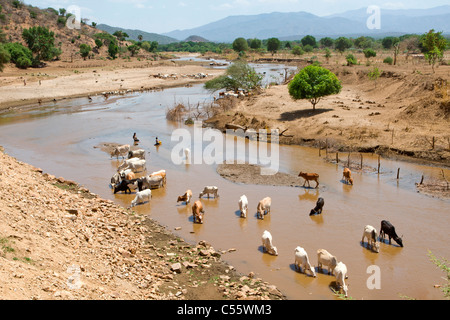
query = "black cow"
(112, 179, 137, 194)
(310, 198, 324, 216)
(380, 220, 403, 247)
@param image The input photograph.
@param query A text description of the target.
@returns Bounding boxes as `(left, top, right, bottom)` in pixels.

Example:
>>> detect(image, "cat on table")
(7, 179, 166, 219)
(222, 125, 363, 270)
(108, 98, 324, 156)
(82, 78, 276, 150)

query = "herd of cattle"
(108, 143, 404, 298)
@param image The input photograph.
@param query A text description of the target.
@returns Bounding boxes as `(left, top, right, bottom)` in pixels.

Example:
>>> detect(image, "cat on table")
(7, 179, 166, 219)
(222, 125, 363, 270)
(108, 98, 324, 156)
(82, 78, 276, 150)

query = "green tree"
(319, 37, 334, 48)
(354, 36, 373, 49)
(249, 38, 262, 50)
(79, 44, 91, 60)
(108, 41, 119, 59)
(382, 36, 399, 49)
(204, 60, 262, 92)
(127, 44, 140, 57)
(95, 39, 103, 49)
(267, 37, 281, 55)
(288, 65, 342, 110)
(334, 37, 353, 54)
(149, 41, 158, 53)
(301, 35, 317, 48)
(58, 8, 66, 16)
(0, 44, 11, 72)
(363, 48, 377, 61)
(232, 37, 248, 53)
(421, 29, 446, 73)
(113, 31, 129, 41)
(22, 26, 58, 65)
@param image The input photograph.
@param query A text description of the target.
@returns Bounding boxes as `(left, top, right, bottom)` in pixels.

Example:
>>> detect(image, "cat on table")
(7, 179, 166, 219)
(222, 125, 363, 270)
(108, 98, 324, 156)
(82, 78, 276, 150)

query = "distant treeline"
(156, 33, 450, 55)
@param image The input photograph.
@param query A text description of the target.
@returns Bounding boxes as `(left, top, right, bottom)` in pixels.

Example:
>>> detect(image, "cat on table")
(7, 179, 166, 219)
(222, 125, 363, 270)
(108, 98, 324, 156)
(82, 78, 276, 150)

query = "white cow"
(199, 186, 219, 199)
(362, 225, 380, 253)
(125, 159, 147, 173)
(239, 195, 248, 218)
(117, 157, 141, 171)
(138, 175, 164, 190)
(261, 230, 278, 256)
(257, 197, 271, 219)
(111, 144, 131, 159)
(317, 249, 338, 275)
(294, 246, 316, 277)
(334, 262, 349, 298)
(130, 189, 152, 208)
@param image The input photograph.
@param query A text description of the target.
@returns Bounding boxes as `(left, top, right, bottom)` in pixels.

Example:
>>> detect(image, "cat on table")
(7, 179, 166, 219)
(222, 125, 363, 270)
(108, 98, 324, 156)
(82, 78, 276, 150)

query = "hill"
(163, 6, 450, 42)
(0, 0, 110, 61)
(184, 35, 210, 43)
(97, 24, 178, 45)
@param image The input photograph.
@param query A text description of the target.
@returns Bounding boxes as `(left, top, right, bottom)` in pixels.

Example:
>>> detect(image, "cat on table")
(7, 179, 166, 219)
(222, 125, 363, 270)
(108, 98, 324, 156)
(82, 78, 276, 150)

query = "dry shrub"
(166, 103, 186, 122)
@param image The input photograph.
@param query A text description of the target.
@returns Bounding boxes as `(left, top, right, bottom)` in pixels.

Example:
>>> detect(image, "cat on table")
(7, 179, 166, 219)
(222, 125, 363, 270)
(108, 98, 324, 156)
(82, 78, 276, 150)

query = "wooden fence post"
(377, 155, 381, 174)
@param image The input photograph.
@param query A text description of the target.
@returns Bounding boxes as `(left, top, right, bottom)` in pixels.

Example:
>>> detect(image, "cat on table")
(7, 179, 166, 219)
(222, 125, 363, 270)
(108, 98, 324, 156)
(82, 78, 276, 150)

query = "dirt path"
(0, 147, 284, 300)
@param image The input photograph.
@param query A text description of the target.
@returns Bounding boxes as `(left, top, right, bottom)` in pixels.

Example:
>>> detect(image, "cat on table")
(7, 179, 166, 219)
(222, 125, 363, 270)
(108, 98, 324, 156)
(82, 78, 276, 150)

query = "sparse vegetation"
(0, 43, 10, 72)
(428, 250, 449, 298)
(345, 54, 358, 66)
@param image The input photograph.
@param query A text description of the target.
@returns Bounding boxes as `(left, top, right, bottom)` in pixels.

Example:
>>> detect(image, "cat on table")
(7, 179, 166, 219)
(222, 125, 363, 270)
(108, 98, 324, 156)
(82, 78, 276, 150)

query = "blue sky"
(25, 0, 450, 34)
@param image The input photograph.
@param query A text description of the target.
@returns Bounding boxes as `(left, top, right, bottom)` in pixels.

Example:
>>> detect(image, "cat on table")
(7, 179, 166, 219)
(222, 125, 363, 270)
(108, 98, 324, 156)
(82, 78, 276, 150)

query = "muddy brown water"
(0, 83, 449, 300)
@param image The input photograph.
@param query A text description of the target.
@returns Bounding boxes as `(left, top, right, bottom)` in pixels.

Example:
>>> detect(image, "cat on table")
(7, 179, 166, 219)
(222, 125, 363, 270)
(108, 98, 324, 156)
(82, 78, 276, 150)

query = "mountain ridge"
(96, 24, 178, 45)
(162, 6, 450, 42)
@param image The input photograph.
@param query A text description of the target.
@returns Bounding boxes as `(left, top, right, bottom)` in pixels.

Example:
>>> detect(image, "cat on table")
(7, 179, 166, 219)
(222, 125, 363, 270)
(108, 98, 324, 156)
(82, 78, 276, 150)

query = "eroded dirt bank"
(0, 147, 284, 300)
(206, 61, 450, 168)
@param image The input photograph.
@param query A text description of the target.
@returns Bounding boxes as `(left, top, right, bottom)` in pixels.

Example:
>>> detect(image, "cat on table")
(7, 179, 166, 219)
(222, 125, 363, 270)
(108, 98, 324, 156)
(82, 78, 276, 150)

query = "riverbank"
(206, 61, 450, 169)
(0, 147, 285, 300)
(0, 56, 224, 111)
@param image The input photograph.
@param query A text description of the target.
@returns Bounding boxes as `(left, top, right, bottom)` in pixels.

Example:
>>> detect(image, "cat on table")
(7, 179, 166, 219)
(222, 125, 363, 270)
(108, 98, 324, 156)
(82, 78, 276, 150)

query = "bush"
(292, 45, 304, 56)
(383, 56, 393, 65)
(363, 48, 377, 59)
(346, 54, 358, 66)
(57, 16, 66, 26)
(16, 56, 32, 69)
(0, 44, 10, 72)
(303, 44, 314, 53)
(3, 42, 33, 69)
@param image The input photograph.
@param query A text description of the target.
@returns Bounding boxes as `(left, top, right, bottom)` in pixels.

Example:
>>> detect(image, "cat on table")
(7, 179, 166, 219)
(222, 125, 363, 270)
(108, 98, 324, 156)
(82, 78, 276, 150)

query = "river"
(0, 62, 449, 300)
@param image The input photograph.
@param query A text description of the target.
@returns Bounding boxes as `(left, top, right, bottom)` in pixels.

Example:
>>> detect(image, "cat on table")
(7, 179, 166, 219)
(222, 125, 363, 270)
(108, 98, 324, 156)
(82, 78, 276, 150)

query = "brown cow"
(177, 190, 193, 204)
(342, 168, 353, 185)
(298, 172, 320, 189)
(192, 201, 205, 224)
(257, 197, 271, 220)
